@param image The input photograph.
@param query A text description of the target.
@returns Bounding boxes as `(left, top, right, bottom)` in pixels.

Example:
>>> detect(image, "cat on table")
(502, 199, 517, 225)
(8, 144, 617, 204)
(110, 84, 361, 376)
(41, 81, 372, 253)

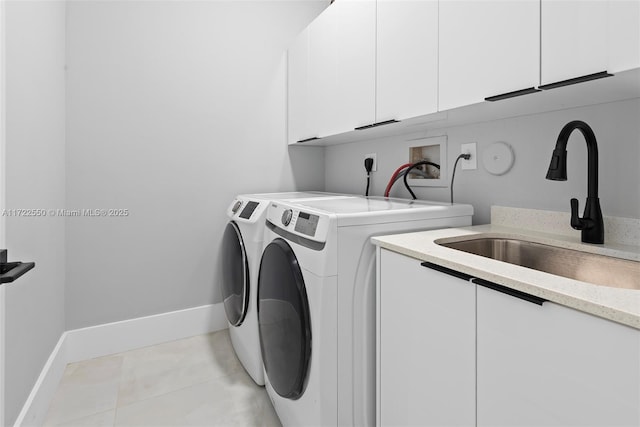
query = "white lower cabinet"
(377, 249, 475, 427)
(378, 249, 640, 427)
(477, 284, 640, 427)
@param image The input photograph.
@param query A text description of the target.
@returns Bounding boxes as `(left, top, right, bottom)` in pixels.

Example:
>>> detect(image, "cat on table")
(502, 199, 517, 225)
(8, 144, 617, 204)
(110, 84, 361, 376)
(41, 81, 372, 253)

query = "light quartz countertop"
(372, 224, 640, 330)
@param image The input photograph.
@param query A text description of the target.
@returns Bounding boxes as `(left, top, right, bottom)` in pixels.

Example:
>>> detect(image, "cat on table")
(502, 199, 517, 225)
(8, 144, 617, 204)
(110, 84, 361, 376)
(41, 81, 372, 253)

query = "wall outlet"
(364, 153, 377, 172)
(460, 143, 477, 170)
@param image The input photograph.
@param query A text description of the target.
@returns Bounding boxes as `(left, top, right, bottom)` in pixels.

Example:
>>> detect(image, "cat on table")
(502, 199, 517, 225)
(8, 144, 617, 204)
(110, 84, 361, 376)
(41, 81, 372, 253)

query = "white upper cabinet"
(308, 0, 376, 137)
(608, 0, 640, 73)
(307, 5, 338, 139)
(288, 0, 640, 143)
(376, 0, 438, 121)
(541, 0, 608, 85)
(334, 0, 376, 131)
(287, 28, 312, 144)
(439, 0, 540, 110)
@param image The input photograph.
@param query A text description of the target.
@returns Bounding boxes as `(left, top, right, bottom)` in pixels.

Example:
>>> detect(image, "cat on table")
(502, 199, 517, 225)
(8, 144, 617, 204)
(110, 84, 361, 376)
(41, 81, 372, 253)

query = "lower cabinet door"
(378, 249, 475, 426)
(477, 285, 640, 426)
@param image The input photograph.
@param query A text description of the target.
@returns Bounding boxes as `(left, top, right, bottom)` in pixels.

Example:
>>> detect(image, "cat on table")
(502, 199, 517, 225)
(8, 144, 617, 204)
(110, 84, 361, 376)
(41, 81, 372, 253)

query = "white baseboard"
(13, 303, 227, 427)
(65, 303, 227, 363)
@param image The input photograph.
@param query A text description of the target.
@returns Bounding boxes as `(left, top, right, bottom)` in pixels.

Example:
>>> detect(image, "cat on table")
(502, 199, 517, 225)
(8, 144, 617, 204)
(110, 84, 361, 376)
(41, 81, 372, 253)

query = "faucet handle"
(570, 198, 585, 230)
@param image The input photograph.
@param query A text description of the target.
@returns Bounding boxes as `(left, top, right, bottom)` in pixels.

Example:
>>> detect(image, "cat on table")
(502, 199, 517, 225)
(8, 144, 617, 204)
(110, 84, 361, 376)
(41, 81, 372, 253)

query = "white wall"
(4, 1, 67, 425)
(326, 98, 640, 225)
(65, 0, 328, 329)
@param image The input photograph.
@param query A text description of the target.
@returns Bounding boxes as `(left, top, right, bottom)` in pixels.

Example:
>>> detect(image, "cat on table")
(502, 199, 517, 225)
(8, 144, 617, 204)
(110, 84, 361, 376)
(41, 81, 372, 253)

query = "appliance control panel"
(294, 211, 319, 237)
(267, 202, 330, 243)
(239, 201, 259, 219)
(227, 198, 268, 223)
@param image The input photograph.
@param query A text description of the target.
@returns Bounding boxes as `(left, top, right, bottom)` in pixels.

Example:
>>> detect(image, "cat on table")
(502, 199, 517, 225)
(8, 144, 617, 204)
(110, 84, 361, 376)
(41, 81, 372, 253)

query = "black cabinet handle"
(422, 260, 546, 306)
(0, 249, 35, 284)
(485, 87, 541, 102)
(538, 71, 613, 91)
(296, 137, 320, 143)
(0, 262, 35, 284)
(473, 277, 546, 306)
(354, 119, 399, 131)
(421, 261, 474, 281)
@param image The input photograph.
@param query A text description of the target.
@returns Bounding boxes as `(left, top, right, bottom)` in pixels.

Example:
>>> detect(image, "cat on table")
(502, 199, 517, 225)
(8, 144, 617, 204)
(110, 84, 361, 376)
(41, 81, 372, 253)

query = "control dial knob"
(281, 209, 293, 226)
(231, 201, 242, 213)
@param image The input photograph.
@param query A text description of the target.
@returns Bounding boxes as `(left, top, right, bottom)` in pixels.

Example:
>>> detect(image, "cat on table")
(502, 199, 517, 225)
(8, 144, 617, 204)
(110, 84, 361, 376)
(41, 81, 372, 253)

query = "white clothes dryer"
(257, 197, 473, 425)
(222, 192, 353, 385)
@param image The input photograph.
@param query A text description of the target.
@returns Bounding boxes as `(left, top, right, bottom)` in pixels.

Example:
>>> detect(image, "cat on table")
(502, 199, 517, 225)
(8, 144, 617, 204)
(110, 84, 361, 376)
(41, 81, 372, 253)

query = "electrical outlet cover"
(364, 153, 377, 172)
(461, 143, 477, 170)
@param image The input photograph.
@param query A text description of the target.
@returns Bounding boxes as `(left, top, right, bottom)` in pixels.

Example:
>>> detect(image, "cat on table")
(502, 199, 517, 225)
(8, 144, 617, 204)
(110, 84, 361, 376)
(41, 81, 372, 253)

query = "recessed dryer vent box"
(407, 135, 448, 187)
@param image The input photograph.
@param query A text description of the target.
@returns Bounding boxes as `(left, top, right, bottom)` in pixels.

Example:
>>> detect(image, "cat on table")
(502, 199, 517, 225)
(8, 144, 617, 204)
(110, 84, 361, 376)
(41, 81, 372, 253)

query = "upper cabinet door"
(541, 0, 608, 84)
(308, 0, 375, 137)
(377, 0, 438, 122)
(608, 0, 640, 73)
(439, 0, 540, 111)
(308, 5, 338, 139)
(287, 28, 311, 145)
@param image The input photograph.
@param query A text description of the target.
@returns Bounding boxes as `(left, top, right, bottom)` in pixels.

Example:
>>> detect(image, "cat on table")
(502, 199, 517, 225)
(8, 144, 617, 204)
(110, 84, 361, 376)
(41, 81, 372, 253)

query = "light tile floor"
(43, 330, 282, 427)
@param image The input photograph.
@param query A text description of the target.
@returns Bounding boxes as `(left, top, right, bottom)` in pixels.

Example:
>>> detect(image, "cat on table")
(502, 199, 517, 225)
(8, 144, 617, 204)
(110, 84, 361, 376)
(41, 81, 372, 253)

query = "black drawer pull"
(473, 278, 546, 306)
(355, 119, 399, 131)
(485, 87, 541, 102)
(421, 261, 474, 281)
(296, 137, 320, 143)
(538, 71, 613, 91)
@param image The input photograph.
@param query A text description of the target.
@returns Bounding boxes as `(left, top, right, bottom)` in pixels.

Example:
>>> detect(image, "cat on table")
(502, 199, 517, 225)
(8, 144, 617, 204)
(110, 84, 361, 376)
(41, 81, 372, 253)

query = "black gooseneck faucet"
(545, 120, 604, 244)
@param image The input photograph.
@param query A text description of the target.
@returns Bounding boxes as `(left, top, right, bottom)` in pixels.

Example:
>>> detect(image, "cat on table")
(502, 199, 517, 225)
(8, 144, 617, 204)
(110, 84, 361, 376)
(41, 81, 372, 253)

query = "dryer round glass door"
(258, 238, 311, 400)
(221, 221, 250, 326)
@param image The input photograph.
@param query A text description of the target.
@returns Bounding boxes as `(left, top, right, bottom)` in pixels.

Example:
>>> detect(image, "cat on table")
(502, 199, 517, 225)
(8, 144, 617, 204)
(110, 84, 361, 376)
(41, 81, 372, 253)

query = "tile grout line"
(52, 408, 117, 427)
(113, 332, 248, 411)
(46, 330, 254, 426)
(115, 374, 232, 412)
(113, 351, 126, 426)
(42, 354, 125, 426)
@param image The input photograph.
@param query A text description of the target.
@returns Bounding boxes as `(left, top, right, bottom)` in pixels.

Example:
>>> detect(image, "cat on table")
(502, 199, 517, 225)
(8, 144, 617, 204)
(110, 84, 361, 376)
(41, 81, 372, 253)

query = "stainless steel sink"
(437, 237, 640, 290)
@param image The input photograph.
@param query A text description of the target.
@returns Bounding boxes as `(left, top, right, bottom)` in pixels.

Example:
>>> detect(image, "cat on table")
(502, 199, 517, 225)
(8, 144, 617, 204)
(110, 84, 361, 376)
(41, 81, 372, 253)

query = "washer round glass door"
(221, 221, 250, 326)
(258, 238, 311, 400)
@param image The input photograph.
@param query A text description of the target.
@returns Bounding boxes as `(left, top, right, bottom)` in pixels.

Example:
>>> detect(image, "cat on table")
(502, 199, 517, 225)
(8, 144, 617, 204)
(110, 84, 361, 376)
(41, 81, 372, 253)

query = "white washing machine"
(257, 197, 473, 425)
(222, 192, 354, 385)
